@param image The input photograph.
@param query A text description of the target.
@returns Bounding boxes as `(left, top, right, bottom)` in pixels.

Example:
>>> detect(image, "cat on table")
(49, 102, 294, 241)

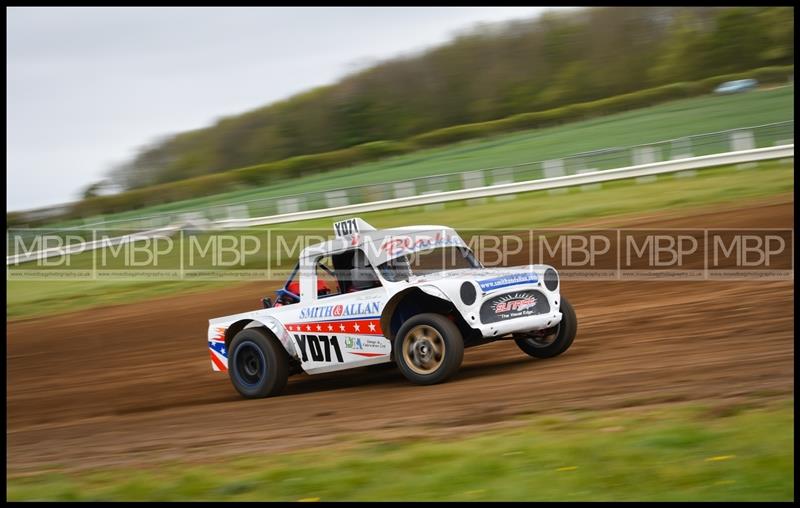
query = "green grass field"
(6, 159, 793, 320)
(59, 85, 793, 228)
(6, 400, 793, 501)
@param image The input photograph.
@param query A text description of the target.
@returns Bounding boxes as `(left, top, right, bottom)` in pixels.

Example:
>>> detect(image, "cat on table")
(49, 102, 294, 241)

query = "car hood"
(402, 265, 549, 293)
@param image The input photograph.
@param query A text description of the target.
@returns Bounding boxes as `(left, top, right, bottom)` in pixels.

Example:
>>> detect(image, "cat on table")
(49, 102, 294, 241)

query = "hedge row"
(696, 65, 794, 90)
(234, 139, 414, 185)
(411, 65, 794, 147)
(66, 140, 415, 219)
(11, 65, 793, 226)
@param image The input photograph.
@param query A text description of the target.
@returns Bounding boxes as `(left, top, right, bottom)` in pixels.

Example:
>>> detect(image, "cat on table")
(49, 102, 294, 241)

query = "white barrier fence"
(215, 144, 793, 228)
(7, 144, 793, 265)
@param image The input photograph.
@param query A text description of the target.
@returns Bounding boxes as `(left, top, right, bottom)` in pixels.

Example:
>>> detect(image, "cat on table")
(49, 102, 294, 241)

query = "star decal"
(327, 324, 334, 331)
(368, 322, 376, 332)
(339, 323, 346, 332)
(305, 324, 311, 331)
(354, 323, 360, 332)
(316, 324, 322, 331)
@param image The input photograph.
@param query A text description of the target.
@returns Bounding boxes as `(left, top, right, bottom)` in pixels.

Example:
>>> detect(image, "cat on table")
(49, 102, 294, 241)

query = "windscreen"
(378, 246, 481, 282)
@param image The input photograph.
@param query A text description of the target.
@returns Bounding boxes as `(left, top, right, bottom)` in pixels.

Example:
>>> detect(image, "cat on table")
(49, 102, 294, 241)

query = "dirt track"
(7, 199, 794, 474)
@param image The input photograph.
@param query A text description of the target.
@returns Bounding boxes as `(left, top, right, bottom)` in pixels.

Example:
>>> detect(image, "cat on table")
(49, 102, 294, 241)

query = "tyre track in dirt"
(6, 198, 794, 473)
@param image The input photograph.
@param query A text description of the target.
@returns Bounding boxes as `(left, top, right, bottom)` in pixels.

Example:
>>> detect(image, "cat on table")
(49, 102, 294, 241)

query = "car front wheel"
(394, 313, 464, 385)
(514, 296, 577, 359)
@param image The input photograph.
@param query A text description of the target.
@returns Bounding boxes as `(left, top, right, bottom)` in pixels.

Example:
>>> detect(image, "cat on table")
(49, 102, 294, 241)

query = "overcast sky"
(6, 6, 574, 212)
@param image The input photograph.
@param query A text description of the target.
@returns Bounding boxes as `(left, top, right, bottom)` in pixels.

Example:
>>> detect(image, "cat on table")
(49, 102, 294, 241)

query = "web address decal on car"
(477, 273, 538, 292)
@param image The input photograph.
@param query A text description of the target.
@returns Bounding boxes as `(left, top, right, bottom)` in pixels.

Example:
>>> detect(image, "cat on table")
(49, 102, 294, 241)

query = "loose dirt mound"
(7, 200, 794, 473)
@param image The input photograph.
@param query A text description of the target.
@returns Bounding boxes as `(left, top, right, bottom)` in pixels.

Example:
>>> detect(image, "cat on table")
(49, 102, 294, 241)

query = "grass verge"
(6, 399, 794, 501)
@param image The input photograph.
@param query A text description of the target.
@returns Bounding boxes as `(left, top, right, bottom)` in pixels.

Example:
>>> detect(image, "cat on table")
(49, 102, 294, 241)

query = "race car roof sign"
(333, 217, 376, 238)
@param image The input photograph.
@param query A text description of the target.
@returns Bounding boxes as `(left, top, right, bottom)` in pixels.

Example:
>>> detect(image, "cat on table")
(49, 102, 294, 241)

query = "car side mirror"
(261, 297, 272, 309)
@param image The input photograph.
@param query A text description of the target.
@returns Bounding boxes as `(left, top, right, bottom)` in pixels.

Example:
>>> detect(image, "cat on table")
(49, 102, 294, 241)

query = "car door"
(283, 250, 392, 374)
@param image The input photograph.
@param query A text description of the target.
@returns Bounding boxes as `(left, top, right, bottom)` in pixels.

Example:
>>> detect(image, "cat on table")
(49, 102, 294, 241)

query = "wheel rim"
(234, 341, 266, 386)
(402, 324, 445, 375)
(522, 323, 560, 348)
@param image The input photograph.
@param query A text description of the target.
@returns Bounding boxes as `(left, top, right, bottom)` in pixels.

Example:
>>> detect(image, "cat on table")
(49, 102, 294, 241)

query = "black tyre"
(228, 328, 289, 399)
(394, 313, 464, 385)
(514, 296, 577, 359)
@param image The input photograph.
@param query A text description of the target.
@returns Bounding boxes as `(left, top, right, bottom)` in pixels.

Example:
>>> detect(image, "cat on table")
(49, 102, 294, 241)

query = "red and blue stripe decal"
(285, 317, 383, 336)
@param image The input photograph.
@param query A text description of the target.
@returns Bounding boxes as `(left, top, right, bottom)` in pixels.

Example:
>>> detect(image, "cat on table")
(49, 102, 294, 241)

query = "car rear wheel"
(514, 296, 577, 359)
(228, 328, 289, 398)
(394, 313, 464, 385)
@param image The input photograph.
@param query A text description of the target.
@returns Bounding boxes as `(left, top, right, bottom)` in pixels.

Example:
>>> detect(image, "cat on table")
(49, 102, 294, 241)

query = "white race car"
(208, 218, 577, 398)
